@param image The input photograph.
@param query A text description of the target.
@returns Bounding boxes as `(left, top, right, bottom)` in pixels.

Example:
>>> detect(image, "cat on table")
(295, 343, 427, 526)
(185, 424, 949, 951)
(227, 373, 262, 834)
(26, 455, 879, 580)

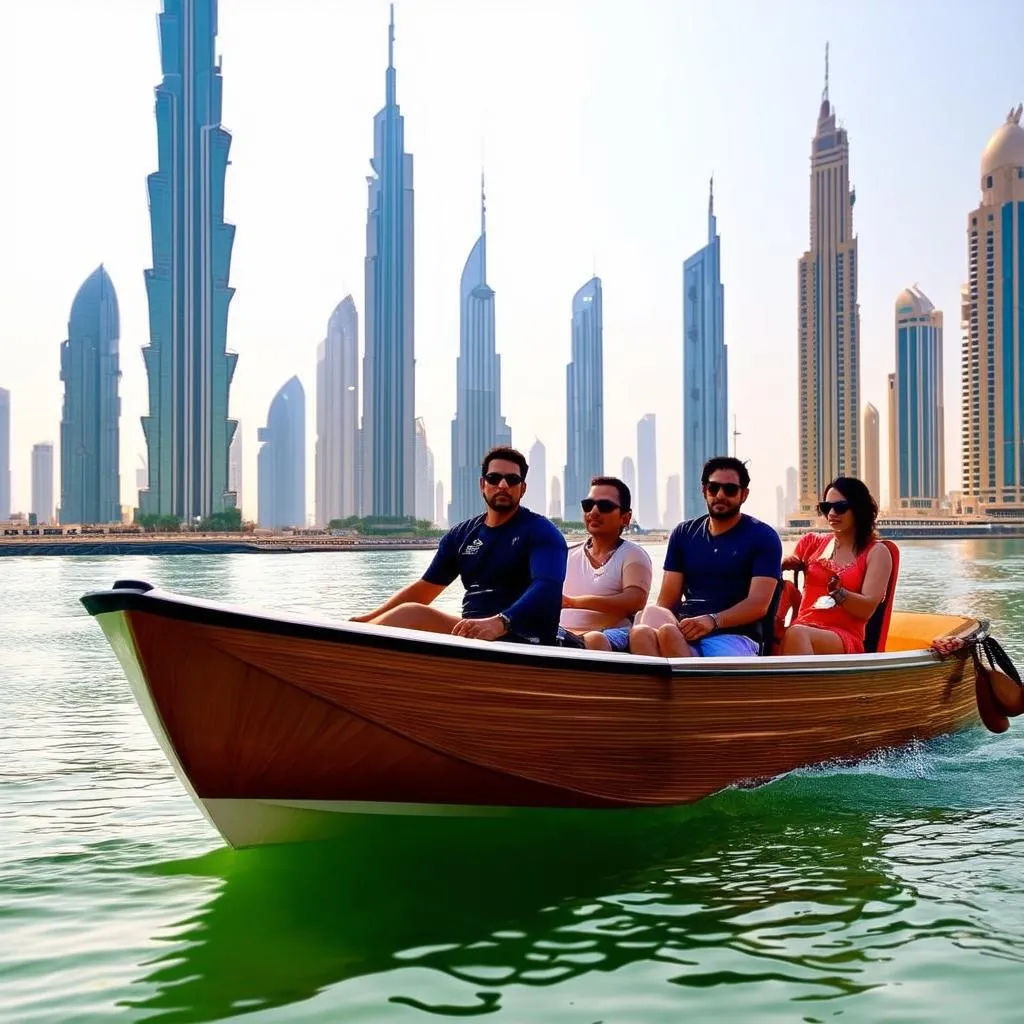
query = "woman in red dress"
(781, 477, 892, 656)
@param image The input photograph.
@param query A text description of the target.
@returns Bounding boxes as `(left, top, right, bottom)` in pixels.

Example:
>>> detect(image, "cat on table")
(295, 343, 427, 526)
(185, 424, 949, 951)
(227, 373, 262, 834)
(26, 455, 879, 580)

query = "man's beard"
(707, 504, 735, 520)
(485, 494, 519, 513)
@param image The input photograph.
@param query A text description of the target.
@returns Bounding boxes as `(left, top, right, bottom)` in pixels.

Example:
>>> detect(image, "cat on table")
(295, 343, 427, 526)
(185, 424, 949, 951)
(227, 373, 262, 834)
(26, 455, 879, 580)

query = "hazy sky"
(1, 0, 1022, 526)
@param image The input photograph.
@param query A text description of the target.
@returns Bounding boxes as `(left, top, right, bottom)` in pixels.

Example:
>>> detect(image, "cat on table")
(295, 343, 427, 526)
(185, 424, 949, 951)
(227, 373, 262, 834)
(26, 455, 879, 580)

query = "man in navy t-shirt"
(629, 456, 781, 657)
(351, 446, 568, 645)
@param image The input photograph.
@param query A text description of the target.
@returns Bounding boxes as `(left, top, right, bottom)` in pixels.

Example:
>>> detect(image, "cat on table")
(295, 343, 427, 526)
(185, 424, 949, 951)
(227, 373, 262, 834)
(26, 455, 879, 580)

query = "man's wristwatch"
(708, 612, 720, 631)
(497, 612, 512, 635)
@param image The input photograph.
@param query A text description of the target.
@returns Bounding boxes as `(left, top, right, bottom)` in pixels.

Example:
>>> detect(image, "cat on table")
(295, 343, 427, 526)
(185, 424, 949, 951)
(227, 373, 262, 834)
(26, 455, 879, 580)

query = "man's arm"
(490, 527, 568, 639)
(351, 530, 457, 622)
(350, 579, 446, 623)
(655, 570, 685, 610)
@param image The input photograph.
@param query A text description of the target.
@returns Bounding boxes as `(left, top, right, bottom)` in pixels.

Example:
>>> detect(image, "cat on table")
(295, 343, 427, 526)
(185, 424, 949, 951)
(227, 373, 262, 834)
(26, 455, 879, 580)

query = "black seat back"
(757, 579, 784, 656)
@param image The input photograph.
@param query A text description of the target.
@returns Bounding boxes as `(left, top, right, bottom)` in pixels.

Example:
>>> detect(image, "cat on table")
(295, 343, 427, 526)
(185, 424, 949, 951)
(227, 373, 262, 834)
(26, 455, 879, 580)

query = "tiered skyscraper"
(361, 5, 415, 518)
(59, 266, 121, 525)
(797, 48, 860, 512)
(890, 287, 944, 510)
(1, 388, 12, 519)
(449, 178, 511, 525)
(316, 297, 359, 525)
(960, 105, 1024, 513)
(228, 422, 242, 513)
(257, 377, 305, 530)
(636, 413, 658, 530)
(683, 178, 727, 518)
(139, 0, 237, 520)
(564, 276, 604, 510)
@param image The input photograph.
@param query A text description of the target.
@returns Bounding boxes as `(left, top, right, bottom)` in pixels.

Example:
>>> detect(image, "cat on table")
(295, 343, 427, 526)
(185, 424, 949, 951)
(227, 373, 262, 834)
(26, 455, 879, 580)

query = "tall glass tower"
(960, 104, 1024, 512)
(60, 265, 121, 524)
(449, 177, 511, 526)
(892, 287, 944, 509)
(257, 376, 305, 530)
(361, 5, 415, 518)
(564, 277, 603, 511)
(0, 388, 11, 520)
(796, 46, 860, 513)
(140, 0, 237, 520)
(683, 178, 727, 518)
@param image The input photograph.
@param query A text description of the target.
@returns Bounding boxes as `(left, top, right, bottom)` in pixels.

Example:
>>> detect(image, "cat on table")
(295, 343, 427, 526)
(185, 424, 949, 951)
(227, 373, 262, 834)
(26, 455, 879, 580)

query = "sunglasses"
(818, 499, 851, 516)
(483, 471, 524, 487)
(580, 498, 623, 514)
(705, 481, 741, 497)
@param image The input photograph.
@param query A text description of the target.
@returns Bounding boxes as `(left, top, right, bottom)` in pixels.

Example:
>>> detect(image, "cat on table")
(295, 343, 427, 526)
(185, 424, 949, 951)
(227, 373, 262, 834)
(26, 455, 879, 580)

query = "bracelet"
(832, 588, 849, 606)
(708, 612, 720, 631)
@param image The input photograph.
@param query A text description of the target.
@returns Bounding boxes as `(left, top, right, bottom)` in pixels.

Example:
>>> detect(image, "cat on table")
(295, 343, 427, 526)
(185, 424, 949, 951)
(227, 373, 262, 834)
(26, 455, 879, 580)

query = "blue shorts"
(601, 626, 632, 652)
(690, 633, 759, 657)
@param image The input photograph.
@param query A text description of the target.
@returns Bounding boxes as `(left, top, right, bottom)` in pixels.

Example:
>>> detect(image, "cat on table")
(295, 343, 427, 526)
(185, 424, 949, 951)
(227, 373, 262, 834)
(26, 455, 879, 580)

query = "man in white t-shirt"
(559, 476, 653, 652)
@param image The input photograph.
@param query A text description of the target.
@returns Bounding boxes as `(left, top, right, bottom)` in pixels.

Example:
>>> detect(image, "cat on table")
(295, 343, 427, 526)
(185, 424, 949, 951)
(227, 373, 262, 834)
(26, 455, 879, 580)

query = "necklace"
(585, 539, 620, 569)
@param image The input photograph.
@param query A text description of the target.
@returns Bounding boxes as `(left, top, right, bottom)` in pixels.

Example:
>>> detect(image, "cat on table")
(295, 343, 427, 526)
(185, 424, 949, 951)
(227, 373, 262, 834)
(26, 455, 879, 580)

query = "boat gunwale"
(80, 583, 987, 678)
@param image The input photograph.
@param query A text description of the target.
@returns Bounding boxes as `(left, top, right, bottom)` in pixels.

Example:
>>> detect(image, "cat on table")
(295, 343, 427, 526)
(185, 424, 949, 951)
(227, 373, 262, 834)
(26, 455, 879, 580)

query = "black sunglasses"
(818, 499, 851, 516)
(705, 481, 741, 497)
(483, 471, 524, 487)
(581, 498, 623, 514)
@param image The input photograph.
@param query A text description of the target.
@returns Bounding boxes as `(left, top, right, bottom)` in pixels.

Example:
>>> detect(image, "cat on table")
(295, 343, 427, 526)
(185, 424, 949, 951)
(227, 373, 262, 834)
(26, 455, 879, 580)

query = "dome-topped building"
(981, 104, 1024, 178)
(960, 105, 1024, 514)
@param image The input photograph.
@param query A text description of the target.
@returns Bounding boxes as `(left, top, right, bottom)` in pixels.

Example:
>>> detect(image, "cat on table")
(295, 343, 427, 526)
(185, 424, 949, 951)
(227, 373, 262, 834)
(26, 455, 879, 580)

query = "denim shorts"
(601, 626, 632, 652)
(690, 633, 759, 657)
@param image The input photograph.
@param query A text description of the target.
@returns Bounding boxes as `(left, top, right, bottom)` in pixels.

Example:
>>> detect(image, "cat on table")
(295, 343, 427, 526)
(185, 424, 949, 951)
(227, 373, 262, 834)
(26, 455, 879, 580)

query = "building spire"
(385, 4, 396, 105)
(822, 41, 829, 104)
(708, 173, 714, 216)
(481, 169, 486, 237)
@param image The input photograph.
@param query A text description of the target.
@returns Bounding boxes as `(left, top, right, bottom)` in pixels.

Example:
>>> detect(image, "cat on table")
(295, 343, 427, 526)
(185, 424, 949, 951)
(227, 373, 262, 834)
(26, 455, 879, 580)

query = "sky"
(1, 0, 1022, 527)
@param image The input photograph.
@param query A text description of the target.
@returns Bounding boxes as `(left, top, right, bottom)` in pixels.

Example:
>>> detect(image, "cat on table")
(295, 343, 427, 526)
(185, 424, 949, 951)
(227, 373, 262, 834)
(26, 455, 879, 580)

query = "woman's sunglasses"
(483, 471, 524, 486)
(580, 498, 622, 514)
(704, 481, 741, 497)
(818, 499, 851, 516)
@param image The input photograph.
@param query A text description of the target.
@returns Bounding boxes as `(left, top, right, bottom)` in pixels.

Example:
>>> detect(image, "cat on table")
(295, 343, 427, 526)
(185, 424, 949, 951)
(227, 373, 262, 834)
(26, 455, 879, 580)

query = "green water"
(2, 542, 1023, 1022)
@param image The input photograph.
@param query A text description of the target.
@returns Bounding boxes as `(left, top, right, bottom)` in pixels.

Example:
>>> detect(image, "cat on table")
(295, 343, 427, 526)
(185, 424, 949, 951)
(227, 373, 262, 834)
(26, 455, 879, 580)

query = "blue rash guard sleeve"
(421, 527, 461, 587)
(501, 525, 568, 641)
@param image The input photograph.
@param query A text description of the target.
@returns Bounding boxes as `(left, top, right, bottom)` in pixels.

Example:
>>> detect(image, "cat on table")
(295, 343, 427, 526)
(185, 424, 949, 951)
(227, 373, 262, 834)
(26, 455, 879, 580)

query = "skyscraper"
(891, 286, 945, 510)
(621, 456, 636, 502)
(663, 473, 682, 529)
(139, 0, 238, 521)
(31, 443, 55, 525)
(528, 439, 547, 518)
(785, 465, 797, 518)
(414, 417, 435, 522)
(862, 401, 880, 502)
(361, 5, 415, 518)
(636, 413, 658, 530)
(549, 476, 562, 520)
(1, 388, 12, 520)
(960, 104, 1024, 513)
(564, 276, 603, 510)
(776, 485, 786, 528)
(434, 480, 446, 529)
(228, 421, 242, 514)
(797, 46, 860, 513)
(59, 265, 121, 525)
(257, 377, 305, 530)
(449, 178, 511, 525)
(316, 297, 359, 525)
(683, 178, 727, 518)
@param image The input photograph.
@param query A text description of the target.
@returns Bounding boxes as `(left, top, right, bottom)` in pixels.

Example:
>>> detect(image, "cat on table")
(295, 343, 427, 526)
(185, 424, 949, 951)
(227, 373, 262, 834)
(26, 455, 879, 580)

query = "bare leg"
(628, 624, 660, 656)
(782, 623, 846, 656)
(369, 603, 461, 635)
(656, 622, 696, 658)
(582, 631, 612, 651)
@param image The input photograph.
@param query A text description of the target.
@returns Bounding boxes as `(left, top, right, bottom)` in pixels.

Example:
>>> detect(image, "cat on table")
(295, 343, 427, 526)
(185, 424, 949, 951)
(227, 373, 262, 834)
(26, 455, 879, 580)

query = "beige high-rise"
(797, 57, 860, 512)
(862, 403, 879, 501)
(961, 105, 1024, 513)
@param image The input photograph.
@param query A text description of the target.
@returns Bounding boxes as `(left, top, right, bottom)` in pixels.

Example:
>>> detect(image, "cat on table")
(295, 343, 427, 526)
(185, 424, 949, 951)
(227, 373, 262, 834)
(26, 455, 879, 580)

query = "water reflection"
(121, 786, 953, 1022)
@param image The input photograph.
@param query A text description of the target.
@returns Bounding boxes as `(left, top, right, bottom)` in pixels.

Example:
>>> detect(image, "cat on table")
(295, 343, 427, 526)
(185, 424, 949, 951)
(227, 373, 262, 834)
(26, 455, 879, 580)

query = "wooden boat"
(81, 578, 1012, 849)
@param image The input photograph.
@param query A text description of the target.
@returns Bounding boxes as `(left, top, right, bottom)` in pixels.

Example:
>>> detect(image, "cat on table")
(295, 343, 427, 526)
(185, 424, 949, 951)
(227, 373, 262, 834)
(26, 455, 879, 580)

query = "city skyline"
(2, 2, 1023, 526)
(257, 375, 305, 529)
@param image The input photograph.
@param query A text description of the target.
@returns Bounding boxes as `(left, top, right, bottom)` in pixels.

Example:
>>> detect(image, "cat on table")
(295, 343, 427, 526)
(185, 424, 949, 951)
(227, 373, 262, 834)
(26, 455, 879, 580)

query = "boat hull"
(85, 583, 985, 847)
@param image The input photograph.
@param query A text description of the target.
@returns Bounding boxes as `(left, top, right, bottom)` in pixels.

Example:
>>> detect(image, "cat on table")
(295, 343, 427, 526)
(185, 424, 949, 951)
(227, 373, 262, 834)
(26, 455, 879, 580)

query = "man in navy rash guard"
(351, 446, 568, 645)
